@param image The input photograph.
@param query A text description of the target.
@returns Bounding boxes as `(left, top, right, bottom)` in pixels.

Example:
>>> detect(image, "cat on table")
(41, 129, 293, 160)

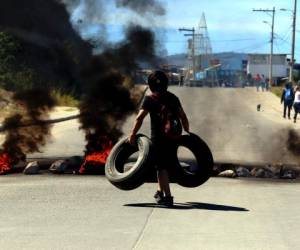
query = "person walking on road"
(128, 70, 190, 207)
(265, 77, 270, 91)
(255, 73, 262, 91)
(293, 86, 300, 123)
(294, 80, 300, 92)
(281, 83, 294, 119)
(261, 74, 265, 92)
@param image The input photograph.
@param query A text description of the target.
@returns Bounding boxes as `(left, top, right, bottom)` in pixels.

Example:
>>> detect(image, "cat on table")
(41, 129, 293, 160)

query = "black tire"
(173, 133, 214, 188)
(105, 134, 153, 190)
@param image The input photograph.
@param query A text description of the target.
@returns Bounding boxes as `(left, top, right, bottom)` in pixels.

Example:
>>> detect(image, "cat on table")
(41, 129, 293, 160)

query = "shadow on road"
(124, 202, 249, 211)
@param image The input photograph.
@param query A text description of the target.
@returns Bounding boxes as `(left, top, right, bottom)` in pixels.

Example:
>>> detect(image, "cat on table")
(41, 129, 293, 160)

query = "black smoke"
(1, 89, 56, 163)
(0, 0, 92, 92)
(0, 0, 91, 57)
(0, 0, 165, 161)
(287, 129, 300, 156)
(116, 0, 166, 16)
(0, 0, 90, 163)
(62, 0, 106, 23)
(79, 25, 156, 153)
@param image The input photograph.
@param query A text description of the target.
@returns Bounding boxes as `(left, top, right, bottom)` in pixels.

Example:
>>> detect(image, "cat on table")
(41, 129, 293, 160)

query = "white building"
(247, 54, 288, 79)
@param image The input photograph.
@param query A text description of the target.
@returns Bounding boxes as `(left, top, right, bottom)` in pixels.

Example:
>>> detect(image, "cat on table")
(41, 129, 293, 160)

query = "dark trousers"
(294, 103, 300, 120)
(284, 100, 293, 118)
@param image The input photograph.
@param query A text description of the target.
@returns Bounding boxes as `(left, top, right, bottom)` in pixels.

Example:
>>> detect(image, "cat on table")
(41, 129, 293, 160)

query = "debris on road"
(251, 168, 273, 178)
(236, 167, 251, 177)
(214, 163, 299, 180)
(218, 169, 237, 178)
(49, 160, 68, 174)
(23, 161, 40, 175)
(280, 169, 297, 179)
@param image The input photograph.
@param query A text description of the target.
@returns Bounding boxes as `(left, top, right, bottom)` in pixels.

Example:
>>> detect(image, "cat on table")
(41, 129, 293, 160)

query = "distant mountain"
(165, 53, 188, 67)
(165, 52, 248, 70)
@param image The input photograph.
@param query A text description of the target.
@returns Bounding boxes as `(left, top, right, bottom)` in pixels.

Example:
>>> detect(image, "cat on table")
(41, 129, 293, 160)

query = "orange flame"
(79, 137, 113, 174)
(0, 153, 12, 175)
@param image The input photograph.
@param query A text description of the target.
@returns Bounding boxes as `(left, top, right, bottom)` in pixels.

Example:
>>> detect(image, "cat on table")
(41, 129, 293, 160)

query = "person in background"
(255, 73, 262, 91)
(293, 86, 300, 123)
(246, 73, 253, 86)
(128, 70, 189, 207)
(294, 80, 300, 93)
(281, 82, 294, 119)
(265, 77, 270, 91)
(261, 74, 265, 92)
(179, 75, 184, 86)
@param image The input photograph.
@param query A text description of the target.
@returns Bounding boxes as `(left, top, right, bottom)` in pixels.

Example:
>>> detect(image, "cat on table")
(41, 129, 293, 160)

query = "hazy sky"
(71, 0, 299, 60)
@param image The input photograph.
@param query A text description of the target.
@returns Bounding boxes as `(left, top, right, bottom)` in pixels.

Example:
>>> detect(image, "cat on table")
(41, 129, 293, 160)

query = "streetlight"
(262, 19, 274, 87)
(179, 28, 196, 81)
(280, 0, 297, 82)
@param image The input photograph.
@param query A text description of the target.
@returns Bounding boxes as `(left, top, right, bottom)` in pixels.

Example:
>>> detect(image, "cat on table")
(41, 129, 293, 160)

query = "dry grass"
(270, 86, 282, 98)
(50, 89, 79, 107)
(0, 89, 14, 120)
(0, 88, 80, 122)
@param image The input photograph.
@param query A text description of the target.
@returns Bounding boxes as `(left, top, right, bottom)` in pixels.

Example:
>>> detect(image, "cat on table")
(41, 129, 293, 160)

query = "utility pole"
(290, 0, 297, 82)
(253, 7, 276, 86)
(179, 28, 196, 81)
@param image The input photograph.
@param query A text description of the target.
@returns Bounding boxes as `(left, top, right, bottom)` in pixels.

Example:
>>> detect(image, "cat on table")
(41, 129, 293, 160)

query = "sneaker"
(162, 196, 174, 207)
(154, 191, 164, 204)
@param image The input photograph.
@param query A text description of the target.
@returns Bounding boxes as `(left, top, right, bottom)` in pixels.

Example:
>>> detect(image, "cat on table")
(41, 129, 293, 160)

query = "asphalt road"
(1, 175, 299, 250)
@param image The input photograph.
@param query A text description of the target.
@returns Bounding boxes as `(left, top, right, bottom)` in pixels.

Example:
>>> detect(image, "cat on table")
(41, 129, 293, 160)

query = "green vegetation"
(0, 32, 80, 107)
(51, 89, 79, 107)
(0, 32, 37, 91)
(0, 32, 20, 64)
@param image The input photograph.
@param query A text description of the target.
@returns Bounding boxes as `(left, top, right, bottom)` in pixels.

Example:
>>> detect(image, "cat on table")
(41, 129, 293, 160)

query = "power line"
(275, 34, 291, 45)
(164, 38, 257, 43)
(274, 40, 285, 54)
(279, 25, 293, 42)
(212, 38, 257, 43)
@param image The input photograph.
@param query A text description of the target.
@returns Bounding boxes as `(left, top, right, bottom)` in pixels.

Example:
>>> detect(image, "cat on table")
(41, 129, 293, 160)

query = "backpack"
(150, 93, 182, 139)
(285, 88, 293, 100)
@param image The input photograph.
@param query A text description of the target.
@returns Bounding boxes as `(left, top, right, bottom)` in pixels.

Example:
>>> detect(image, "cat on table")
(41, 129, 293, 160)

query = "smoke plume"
(0, 0, 165, 162)
(116, 0, 166, 16)
(1, 89, 55, 163)
(0, 0, 91, 56)
(62, 0, 106, 23)
(287, 129, 300, 156)
(79, 25, 156, 153)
